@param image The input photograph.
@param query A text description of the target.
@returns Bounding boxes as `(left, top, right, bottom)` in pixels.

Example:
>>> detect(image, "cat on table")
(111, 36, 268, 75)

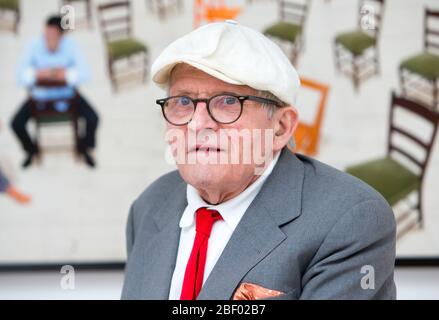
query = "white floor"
(0, 267, 437, 300)
(0, 0, 438, 262)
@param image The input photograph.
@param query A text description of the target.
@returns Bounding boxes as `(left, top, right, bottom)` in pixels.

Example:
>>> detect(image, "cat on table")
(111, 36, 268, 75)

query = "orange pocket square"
(232, 283, 284, 300)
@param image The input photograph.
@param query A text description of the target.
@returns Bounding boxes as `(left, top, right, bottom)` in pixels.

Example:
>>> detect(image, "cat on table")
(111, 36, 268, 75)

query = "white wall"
(0, 267, 438, 300)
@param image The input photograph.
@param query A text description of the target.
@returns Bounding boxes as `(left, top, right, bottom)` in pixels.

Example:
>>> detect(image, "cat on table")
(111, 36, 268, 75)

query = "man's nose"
(189, 101, 218, 131)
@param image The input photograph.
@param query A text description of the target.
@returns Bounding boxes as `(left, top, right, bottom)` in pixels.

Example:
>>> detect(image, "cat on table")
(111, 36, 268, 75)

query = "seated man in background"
(11, 15, 99, 168)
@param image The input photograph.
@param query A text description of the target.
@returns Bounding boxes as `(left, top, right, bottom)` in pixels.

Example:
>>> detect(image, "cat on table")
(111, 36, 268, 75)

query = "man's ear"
(273, 106, 298, 152)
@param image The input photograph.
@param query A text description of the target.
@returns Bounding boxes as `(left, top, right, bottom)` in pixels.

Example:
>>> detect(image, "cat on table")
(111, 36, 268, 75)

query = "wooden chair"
(290, 77, 330, 156)
(29, 83, 80, 161)
(0, 0, 20, 34)
(263, 0, 310, 66)
(399, 8, 439, 111)
(97, 0, 149, 92)
(60, 0, 93, 29)
(193, 0, 241, 28)
(334, 0, 384, 90)
(346, 93, 439, 238)
(146, 0, 183, 20)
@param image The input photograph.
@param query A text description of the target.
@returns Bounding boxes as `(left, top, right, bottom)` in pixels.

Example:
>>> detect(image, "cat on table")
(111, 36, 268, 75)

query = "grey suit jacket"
(121, 148, 396, 300)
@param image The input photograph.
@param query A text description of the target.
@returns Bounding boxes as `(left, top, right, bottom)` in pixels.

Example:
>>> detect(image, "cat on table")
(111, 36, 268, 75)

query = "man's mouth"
(189, 145, 224, 153)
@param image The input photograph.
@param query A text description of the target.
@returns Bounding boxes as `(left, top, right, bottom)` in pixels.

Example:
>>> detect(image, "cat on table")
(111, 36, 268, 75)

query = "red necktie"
(180, 207, 223, 300)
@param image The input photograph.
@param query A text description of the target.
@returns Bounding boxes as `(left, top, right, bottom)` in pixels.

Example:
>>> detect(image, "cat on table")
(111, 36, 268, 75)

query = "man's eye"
(224, 97, 237, 105)
(179, 97, 192, 106)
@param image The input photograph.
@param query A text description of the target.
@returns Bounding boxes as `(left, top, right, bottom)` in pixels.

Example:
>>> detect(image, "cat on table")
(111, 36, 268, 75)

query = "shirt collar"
(180, 152, 281, 229)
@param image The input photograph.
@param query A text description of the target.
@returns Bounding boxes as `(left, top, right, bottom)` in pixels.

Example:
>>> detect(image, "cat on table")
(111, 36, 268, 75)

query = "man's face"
(45, 25, 62, 52)
(166, 64, 287, 203)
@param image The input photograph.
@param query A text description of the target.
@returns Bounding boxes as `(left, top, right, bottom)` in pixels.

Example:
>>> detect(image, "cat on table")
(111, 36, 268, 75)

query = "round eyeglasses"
(156, 94, 281, 126)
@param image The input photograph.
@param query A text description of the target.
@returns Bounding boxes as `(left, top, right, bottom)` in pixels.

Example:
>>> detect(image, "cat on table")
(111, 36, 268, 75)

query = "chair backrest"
(291, 78, 329, 155)
(278, 0, 309, 27)
(358, 0, 384, 39)
(193, 0, 240, 28)
(387, 92, 439, 180)
(424, 8, 439, 54)
(97, 0, 132, 42)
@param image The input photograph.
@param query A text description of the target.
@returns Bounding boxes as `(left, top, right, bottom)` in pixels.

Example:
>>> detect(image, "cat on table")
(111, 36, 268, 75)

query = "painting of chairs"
(0, 0, 20, 34)
(97, 0, 149, 92)
(334, 0, 384, 90)
(346, 93, 439, 239)
(263, 0, 309, 66)
(291, 77, 330, 156)
(193, 0, 241, 28)
(399, 8, 439, 112)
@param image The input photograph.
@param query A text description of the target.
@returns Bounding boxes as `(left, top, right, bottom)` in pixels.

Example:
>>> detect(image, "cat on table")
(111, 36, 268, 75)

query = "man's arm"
(300, 198, 397, 299)
(126, 202, 136, 259)
(16, 40, 38, 87)
(64, 38, 90, 86)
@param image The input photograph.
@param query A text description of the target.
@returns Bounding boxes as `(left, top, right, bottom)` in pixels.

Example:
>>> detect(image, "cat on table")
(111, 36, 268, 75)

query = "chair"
(334, 0, 384, 90)
(0, 0, 20, 34)
(193, 0, 241, 28)
(399, 8, 439, 111)
(60, 0, 93, 29)
(291, 77, 330, 156)
(97, 0, 149, 92)
(29, 82, 81, 161)
(346, 93, 439, 238)
(146, 0, 182, 20)
(263, 0, 310, 66)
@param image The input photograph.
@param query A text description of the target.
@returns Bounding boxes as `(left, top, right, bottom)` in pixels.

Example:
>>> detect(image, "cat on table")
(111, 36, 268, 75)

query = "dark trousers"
(11, 93, 99, 154)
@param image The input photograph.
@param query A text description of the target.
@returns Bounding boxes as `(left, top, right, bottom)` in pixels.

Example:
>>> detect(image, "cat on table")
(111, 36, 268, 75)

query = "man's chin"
(179, 166, 227, 189)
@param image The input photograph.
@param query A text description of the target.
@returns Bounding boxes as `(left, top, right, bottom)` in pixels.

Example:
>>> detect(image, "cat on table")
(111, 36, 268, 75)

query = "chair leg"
(433, 79, 438, 111)
(399, 67, 406, 97)
(417, 187, 424, 229)
(374, 48, 380, 76)
(291, 43, 299, 67)
(15, 9, 19, 34)
(352, 57, 359, 91)
(86, 0, 92, 29)
(108, 58, 117, 92)
(334, 41, 341, 73)
(35, 122, 42, 165)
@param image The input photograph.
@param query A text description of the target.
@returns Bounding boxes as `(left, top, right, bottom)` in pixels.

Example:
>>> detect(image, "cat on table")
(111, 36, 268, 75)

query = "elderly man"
(122, 21, 396, 300)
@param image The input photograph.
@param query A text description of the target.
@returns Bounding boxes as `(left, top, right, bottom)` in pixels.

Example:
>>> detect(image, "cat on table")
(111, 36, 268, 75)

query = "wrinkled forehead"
(168, 63, 257, 96)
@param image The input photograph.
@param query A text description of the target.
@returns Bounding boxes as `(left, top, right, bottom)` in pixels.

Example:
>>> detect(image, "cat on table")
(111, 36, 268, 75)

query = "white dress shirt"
(168, 152, 280, 299)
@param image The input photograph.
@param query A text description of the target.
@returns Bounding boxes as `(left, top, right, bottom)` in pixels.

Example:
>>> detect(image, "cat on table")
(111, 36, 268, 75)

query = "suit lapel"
(197, 149, 305, 300)
(138, 179, 187, 299)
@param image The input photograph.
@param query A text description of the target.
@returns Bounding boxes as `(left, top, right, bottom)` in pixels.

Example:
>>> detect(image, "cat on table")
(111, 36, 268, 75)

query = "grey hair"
(257, 90, 288, 118)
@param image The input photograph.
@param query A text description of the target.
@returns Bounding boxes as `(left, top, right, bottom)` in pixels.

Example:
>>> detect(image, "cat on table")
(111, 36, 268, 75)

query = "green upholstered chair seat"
(346, 157, 420, 206)
(400, 52, 439, 81)
(335, 30, 376, 56)
(264, 22, 302, 43)
(36, 114, 73, 124)
(107, 38, 147, 60)
(0, 0, 18, 10)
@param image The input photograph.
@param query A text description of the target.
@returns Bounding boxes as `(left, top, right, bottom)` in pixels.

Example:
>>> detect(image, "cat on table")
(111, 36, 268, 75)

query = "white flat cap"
(151, 20, 300, 106)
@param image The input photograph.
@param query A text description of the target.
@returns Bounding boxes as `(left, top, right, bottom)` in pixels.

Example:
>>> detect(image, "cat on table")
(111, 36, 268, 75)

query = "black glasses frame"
(156, 94, 281, 126)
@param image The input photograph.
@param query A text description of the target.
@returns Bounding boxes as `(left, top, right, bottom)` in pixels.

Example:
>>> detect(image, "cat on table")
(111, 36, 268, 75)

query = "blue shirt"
(17, 35, 90, 110)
